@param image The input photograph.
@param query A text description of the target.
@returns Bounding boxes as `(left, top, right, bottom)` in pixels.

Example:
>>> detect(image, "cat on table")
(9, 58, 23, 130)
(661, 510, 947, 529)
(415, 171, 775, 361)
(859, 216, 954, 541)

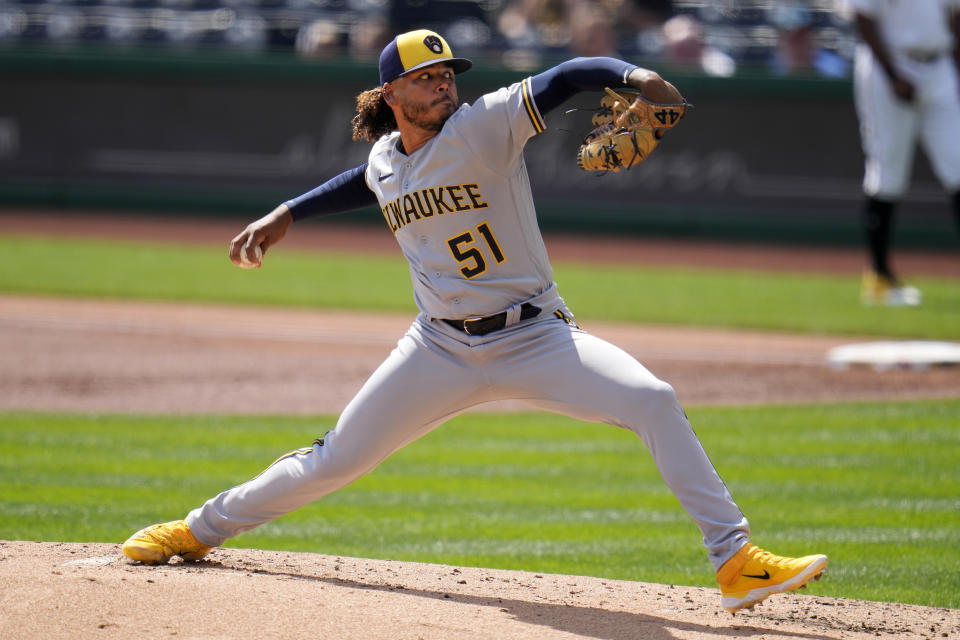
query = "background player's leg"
(854, 50, 918, 202)
(953, 191, 960, 233)
(917, 60, 960, 231)
(187, 319, 496, 546)
(864, 196, 897, 278)
(492, 318, 749, 571)
(854, 49, 919, 304)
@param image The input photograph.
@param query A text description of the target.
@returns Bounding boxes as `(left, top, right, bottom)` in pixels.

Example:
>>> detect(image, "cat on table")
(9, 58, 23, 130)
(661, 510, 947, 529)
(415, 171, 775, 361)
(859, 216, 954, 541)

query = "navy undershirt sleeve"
(286, 59, 635, 221)
(528, 57, 638, 117)
(285, 163, 377, 222)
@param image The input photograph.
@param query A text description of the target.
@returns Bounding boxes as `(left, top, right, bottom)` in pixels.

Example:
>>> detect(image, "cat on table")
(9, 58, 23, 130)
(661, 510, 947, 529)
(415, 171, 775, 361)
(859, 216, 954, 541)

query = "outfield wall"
(1, 47, 955, 247)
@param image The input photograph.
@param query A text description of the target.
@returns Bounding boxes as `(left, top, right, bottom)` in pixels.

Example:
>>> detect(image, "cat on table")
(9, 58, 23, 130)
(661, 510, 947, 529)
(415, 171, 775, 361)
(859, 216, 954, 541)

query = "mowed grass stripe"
(1, 235, 958, 338)
(1, 400, 958, 608)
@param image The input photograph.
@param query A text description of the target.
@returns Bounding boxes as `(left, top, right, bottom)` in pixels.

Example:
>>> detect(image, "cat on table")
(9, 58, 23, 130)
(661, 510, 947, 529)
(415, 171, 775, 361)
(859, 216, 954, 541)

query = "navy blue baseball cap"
(379, 29, 473, 85)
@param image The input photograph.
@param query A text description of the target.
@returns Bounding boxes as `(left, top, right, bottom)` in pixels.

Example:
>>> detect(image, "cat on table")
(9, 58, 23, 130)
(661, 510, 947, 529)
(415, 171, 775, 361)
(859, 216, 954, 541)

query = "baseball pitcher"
(122, 29, 827, 614)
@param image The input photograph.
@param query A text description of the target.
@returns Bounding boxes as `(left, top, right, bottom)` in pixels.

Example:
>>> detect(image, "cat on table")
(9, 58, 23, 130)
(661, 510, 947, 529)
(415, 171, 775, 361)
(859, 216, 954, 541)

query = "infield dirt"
(2, 541, 958, 640)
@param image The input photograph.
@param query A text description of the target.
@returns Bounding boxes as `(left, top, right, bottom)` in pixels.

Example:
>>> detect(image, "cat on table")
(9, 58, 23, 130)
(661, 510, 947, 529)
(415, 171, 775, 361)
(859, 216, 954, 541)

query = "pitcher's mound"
(2, 541, 957, 639)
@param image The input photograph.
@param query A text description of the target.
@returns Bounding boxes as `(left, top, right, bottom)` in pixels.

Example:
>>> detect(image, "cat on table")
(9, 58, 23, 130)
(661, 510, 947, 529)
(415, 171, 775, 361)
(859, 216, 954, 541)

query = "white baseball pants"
(187, 296, 750, 571)
(854, 45, 960, 199)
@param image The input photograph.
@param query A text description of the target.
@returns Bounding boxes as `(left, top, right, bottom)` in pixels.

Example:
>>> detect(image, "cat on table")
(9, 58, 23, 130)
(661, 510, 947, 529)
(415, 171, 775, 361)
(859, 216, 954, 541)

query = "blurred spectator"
(662, 13, 702, 63)
(497, 0, 670, 65)
(568, 0, 617, 57)
(348, 14, 391, 60)
(769, 3, 817, 73)
(1, 0, 860, 78)
(619, 0, 673, 57)
(497, 0, 571, 59)
(768, 1, 849, 77)
(388, 0, 490, 43)
(623, 0, 673, 27)
(661, 13, 736, 76)
(295, 18, 342, 59)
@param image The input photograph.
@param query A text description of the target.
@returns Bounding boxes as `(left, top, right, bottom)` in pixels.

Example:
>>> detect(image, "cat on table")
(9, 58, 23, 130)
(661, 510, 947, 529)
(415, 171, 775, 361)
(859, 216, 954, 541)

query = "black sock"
(952, 190, 960, 235)
(864, 197, 896, 278)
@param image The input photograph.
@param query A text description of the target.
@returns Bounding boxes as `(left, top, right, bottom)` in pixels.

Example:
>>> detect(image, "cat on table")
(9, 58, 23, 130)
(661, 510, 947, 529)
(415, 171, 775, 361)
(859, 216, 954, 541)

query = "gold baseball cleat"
(717, 543, 827, 614)
(122, 520, 213, 565)
(861, 271, 921, 307)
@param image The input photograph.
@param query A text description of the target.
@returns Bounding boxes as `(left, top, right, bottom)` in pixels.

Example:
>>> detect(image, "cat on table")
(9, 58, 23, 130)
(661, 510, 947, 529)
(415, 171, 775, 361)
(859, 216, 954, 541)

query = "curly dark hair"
(351, 87, 397, 142)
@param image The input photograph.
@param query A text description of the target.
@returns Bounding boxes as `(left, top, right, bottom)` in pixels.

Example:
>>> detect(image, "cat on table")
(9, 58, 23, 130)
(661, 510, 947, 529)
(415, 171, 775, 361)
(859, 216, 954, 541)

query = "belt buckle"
(462, 316, 485, 335)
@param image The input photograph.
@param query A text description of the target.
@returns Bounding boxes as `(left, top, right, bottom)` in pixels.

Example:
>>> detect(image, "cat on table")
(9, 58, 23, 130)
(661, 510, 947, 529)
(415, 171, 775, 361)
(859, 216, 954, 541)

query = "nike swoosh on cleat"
(378, 173, 394, 182)
(742, 570, 771, 579)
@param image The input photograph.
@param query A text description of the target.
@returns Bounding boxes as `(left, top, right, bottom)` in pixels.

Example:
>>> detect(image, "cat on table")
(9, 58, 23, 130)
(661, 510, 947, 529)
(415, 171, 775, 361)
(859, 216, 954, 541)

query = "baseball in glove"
(577, 87, 689, 172)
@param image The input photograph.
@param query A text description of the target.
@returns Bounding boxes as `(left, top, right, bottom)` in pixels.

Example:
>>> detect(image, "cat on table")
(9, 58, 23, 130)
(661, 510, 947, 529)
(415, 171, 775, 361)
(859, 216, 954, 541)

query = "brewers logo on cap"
(379, 29, 473, 85)
(424, 34, 443, 54)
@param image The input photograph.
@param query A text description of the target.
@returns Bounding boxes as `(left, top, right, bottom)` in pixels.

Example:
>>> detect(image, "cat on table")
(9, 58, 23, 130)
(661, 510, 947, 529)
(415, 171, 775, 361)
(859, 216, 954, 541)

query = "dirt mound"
(2, 541, 956, 639)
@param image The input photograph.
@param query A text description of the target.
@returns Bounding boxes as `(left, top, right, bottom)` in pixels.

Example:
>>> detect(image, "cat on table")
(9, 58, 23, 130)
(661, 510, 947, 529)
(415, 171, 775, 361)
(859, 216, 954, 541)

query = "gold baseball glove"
(577, 88, 690, 172)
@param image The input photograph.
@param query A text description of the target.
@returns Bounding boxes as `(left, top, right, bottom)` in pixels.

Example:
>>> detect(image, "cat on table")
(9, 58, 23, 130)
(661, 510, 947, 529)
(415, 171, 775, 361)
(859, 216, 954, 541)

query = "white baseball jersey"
(365, 79, 552, 319)
(847, 0, 958, 53)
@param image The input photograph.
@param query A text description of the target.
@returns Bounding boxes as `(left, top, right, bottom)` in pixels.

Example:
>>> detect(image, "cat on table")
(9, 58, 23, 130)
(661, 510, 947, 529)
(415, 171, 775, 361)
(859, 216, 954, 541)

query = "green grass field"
(1, 402, 958, 608)
(1, 231, 958, 610)
(1, 234, 958, 338)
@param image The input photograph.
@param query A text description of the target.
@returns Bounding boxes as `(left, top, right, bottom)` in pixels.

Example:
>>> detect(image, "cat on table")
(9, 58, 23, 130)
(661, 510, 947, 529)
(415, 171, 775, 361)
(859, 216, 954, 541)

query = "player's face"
(389, 63, 459, 133)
